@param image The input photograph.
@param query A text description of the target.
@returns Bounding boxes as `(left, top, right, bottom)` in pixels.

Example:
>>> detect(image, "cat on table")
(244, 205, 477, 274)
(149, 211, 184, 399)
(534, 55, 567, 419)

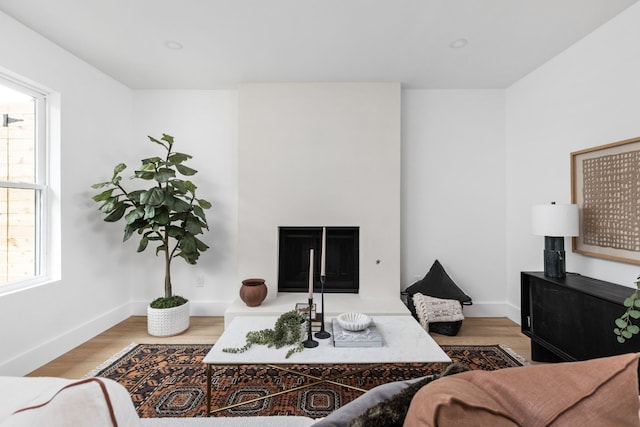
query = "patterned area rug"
(89, 343, 527, 418)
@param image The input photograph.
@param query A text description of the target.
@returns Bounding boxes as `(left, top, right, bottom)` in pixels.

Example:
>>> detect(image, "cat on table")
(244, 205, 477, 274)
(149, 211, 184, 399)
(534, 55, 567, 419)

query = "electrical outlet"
(195, 276, 205, 288)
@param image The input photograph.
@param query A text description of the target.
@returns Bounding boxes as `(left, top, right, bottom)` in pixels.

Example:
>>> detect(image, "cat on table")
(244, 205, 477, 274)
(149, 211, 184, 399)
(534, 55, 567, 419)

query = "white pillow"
(0, 377, 140, 427)
(412, 293, 464, 331)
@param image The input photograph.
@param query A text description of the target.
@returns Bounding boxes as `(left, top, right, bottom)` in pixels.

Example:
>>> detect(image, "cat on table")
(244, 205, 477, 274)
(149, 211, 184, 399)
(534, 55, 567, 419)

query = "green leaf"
(615, 318, 628, 328)
(617, 336, 626, 343)
(161, 134, 174, 145)
(135, 170, 155, 180)
(180, 234, 197, 254)
(175, 164, 197, 176)
(141, 157, 163, 166)
(98, 197, 119, 213)
(170, 179, 188, 194)
(124, 207, 144, 224)
(198, 198, 212, 209)
(185, 217, 203, 235)
(614, 328, 621, 335)
(155, 168, 175, 182)
(153, 207, 170, 225)
(168, 152, 191, 164)
(137, 236, 149, 252)
(123, 225, 134, 242)
(148, 135, 168, 149)
(167, 225, 184, 238)
(192, 205, 207, 223)
(629, 310, 640, 319)
(104, 204, 127, 222)
(127, 190, 143, 203)
(629, 325, 640, 334)
(624, 297, 634, 308)
(91, 181, 111, 190)
(634, 299, 640, 308)
(184, 181, 196, 194)
(140, 188, 165, 207)
(168, 196, 191, 213)
(92, 188, 115, 202)
(622, 330, 633, 339)
(195, 237, 209, 251)
(144, 205, 156, 220)
(113, 163, 127, 175)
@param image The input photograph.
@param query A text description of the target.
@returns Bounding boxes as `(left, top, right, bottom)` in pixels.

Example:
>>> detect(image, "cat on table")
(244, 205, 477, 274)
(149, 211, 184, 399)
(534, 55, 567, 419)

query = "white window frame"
(0, 76, 50, 294)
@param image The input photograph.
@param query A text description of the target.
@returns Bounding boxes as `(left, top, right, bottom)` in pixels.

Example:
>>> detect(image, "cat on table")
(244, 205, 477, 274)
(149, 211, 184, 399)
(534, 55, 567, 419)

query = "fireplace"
(278, 227, 359, 293)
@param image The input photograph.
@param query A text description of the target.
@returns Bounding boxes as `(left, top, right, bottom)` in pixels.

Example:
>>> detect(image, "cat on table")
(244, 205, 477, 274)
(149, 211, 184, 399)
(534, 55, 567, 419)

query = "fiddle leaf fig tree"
(614, 275, 640, 343)
(91, 134, 211, 308)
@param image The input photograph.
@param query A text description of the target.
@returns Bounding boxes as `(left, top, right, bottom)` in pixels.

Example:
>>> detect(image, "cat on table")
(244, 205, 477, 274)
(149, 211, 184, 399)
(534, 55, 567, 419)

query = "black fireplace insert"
(278, 226, 359, 293)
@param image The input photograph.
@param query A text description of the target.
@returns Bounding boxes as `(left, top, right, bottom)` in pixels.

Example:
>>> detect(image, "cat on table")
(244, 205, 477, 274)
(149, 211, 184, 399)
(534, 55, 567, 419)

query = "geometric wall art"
(571, 136, 640, 264)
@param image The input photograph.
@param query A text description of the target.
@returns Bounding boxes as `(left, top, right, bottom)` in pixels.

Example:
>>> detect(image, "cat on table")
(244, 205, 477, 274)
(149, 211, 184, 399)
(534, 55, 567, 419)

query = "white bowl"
(336, 312, 371, 331)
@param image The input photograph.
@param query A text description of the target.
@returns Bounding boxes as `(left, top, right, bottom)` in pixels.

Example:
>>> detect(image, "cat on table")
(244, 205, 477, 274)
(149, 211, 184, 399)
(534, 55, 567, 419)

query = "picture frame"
(571, 136, 640, 264)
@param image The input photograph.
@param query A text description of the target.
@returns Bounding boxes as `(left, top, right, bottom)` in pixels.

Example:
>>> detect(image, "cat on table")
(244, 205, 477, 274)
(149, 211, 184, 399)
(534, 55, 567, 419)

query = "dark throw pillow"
(405, 260, 472, 320)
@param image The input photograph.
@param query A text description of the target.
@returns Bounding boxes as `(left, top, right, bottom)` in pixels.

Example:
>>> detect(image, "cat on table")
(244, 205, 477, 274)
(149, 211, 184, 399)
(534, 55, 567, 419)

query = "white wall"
(130, 91, 238, 314)
(4, 0, 640, 376)
(505, 1, 640, 312)
(237, 83, 401, 300)
(0, 11, 134, 375)
(402, 90, 508, 316)
(128, 87, 509, 319)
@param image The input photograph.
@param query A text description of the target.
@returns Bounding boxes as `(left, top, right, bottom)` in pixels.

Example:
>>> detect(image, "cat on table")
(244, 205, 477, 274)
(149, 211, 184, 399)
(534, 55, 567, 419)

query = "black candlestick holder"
(315, 276, 331, 339)
(303, 297, 318, 348)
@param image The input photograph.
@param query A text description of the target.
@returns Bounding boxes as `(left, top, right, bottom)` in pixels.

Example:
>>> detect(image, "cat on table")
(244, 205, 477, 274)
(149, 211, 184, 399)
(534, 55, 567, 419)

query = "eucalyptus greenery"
(91, 134, 211, 308)
(223, 310, 307, 358)
(614, 276, 640, 343)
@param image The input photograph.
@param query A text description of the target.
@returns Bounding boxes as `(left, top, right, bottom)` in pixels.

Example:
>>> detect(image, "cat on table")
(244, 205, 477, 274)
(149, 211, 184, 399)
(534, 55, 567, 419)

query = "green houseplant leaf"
(614, 276, 640, 344)
(91, 133, 212, 308)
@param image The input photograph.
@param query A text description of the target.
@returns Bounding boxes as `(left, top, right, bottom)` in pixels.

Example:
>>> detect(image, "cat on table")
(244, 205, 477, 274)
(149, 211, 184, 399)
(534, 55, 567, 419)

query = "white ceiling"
(0, 0, 637, 90)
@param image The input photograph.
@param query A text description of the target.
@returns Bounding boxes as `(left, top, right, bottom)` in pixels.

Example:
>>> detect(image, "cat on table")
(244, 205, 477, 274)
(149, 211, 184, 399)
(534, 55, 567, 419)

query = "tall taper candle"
(308, 249, 314, 299)
(321, 227, 326, 277)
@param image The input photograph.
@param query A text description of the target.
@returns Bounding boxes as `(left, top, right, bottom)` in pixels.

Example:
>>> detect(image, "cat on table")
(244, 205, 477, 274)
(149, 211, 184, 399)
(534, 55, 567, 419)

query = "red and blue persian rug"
(88, 343, 527, 418)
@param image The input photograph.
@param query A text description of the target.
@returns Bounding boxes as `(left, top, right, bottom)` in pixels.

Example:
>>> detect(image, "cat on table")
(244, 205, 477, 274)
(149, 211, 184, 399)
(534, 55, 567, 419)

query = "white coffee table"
(203, 315, 450, 415)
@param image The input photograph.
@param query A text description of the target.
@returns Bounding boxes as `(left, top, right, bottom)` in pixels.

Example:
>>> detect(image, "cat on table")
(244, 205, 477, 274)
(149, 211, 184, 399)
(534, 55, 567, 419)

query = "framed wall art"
(571, 136, 640, 264)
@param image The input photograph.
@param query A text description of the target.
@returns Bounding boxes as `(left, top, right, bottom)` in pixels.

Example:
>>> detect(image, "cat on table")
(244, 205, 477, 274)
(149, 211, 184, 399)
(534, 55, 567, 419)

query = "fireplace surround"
(230, 83, 404, 326)
(278, 227, 359, 294)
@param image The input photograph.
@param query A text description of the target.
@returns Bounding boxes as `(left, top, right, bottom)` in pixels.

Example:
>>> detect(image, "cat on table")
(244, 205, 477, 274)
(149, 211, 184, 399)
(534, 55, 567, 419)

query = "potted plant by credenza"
(91, 134, 211, 336)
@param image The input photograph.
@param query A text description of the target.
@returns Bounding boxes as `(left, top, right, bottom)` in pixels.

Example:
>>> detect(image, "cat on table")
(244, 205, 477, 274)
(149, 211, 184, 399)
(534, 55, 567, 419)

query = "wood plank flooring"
(28, 316, 533, 379)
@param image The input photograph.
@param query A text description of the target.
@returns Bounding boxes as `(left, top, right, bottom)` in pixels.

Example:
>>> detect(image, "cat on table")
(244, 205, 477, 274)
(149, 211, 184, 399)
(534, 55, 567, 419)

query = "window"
(0, 79, 48, 290)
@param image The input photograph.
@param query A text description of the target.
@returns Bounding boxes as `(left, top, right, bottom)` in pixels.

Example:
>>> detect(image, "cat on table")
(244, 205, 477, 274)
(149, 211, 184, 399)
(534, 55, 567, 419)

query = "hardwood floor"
(28, 316, 533, 379)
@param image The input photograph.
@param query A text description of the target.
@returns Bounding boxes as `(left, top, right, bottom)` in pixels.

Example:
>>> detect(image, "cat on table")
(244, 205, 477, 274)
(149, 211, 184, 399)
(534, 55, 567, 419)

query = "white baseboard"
(463, 301, 521, 325)
(0, 303, 131, 377)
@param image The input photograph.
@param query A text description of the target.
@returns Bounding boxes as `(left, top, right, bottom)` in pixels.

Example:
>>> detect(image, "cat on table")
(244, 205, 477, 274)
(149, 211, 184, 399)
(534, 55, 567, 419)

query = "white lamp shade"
(531, 203, 579, 237)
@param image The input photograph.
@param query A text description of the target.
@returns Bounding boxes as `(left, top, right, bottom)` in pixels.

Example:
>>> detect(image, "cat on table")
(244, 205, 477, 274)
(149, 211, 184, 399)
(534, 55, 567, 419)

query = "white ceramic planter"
(147, 300, 190, 337)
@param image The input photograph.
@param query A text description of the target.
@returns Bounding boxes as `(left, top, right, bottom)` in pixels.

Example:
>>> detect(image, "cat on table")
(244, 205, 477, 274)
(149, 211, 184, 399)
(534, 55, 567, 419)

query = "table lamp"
(531, 202, 579, 278)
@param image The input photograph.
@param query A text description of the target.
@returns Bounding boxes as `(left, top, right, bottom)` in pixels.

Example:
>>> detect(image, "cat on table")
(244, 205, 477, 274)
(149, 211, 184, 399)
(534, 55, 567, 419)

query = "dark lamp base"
(543, 236, 566, 278)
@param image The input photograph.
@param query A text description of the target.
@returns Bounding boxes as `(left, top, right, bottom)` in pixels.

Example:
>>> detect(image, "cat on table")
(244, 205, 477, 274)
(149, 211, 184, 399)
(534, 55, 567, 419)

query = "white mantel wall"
(237, 83, 401, 301)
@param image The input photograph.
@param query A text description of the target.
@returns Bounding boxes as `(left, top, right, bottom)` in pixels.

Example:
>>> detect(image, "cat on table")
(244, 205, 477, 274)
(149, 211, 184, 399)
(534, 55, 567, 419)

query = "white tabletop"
(203, 315, 451, 365)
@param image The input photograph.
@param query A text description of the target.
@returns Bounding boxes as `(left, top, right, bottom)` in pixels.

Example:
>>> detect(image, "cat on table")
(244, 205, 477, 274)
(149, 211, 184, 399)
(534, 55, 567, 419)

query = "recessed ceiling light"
(164, 41, 183, 50)
(449, 38, 468, 49)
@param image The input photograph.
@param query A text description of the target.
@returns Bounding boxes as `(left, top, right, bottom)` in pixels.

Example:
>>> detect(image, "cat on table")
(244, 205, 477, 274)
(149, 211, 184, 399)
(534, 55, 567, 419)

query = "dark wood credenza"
(521, 271, 640, 362)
